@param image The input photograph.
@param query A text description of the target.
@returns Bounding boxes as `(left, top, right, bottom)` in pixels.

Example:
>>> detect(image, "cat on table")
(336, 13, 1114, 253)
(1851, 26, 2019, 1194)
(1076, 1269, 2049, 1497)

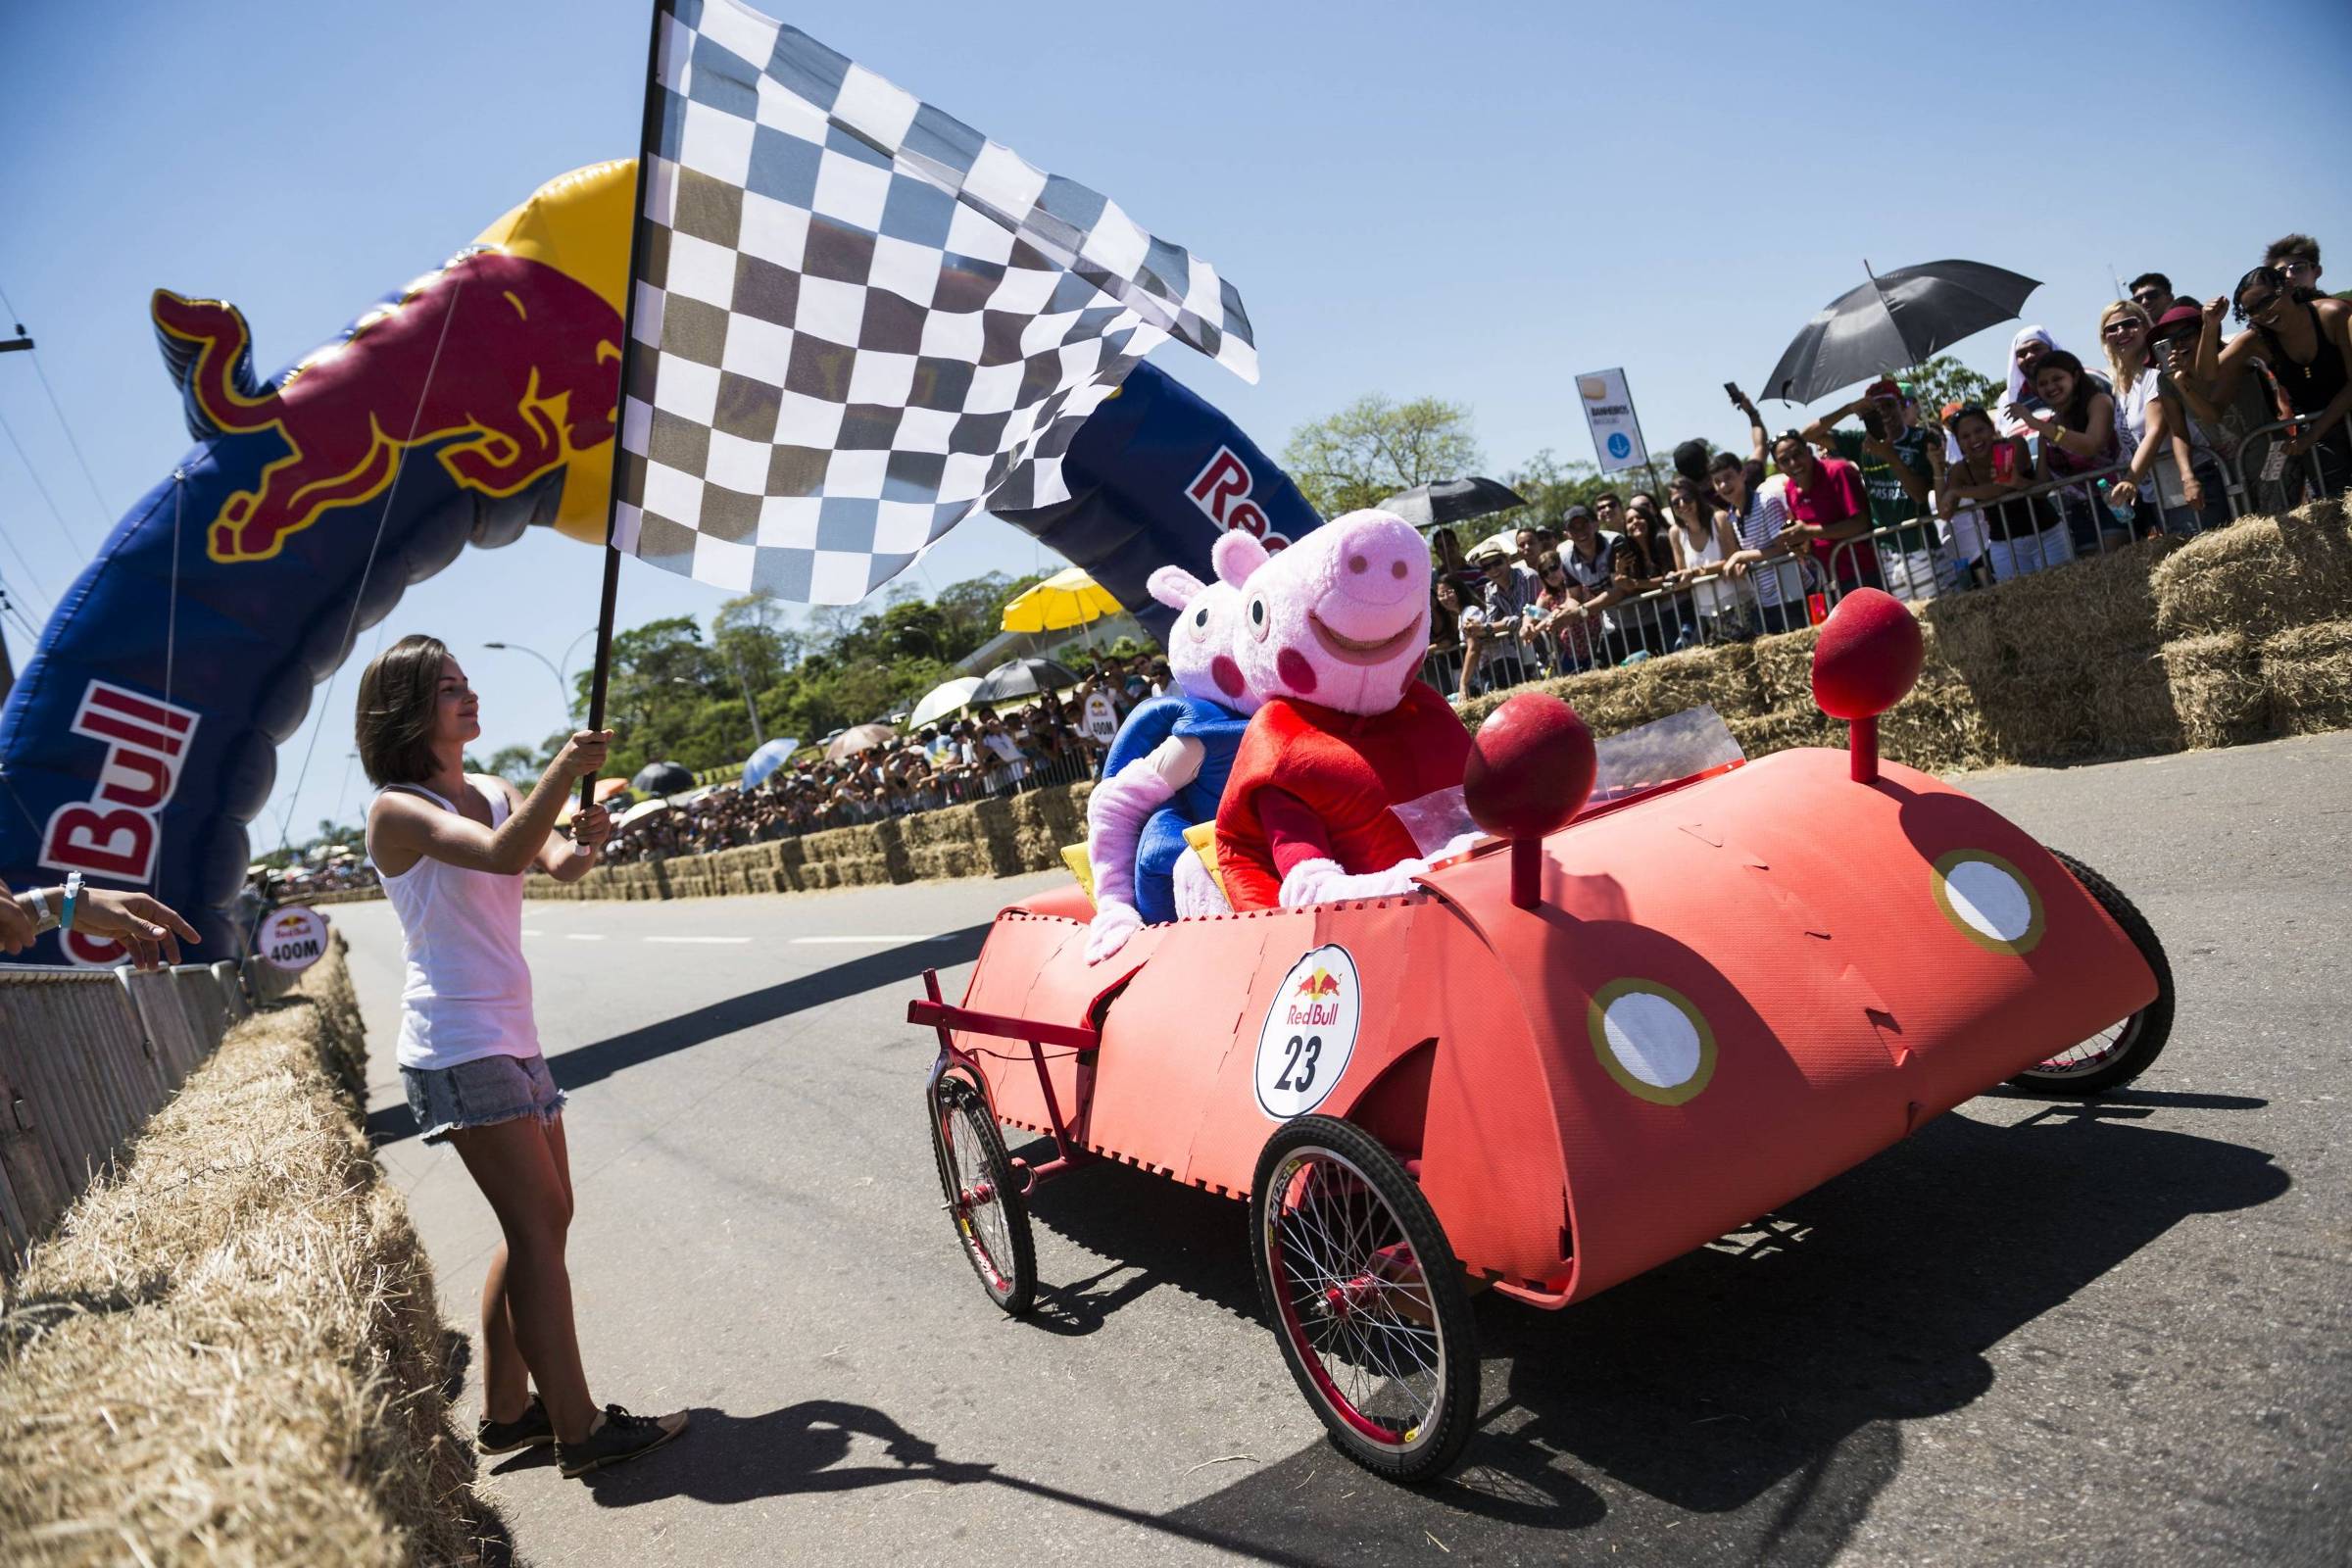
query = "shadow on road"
(1138, 1100, 2287, 1565)
(367, 924, 992, 1145)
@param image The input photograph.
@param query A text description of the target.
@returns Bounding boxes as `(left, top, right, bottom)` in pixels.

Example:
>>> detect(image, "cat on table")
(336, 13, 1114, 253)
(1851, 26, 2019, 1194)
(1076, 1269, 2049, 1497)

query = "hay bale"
(0, 945, 508, 1567)
(2089, 646, 2185, 757)
(2152, 511, 2352, 641)
(2159, 632, 2269, 749)
(1750, 626, 1823, 710)
(2257, 618, 2352, 735)
(1989, 534, 2174, 648)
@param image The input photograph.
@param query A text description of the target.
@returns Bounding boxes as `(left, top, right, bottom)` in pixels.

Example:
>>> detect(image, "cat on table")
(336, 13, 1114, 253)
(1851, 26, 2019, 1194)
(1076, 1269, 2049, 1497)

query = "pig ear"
(1211, 530, 1271, 588)
(1147, 565, 1205, 612)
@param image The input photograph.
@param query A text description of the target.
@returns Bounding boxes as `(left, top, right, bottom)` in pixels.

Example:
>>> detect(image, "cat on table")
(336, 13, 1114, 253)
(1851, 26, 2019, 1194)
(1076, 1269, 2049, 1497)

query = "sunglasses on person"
(2131, 290, 2166, 308)
(2278, 259, 2318, 279)
(2101, 318, 2144, 338)
(2240, 290, 2282, 318)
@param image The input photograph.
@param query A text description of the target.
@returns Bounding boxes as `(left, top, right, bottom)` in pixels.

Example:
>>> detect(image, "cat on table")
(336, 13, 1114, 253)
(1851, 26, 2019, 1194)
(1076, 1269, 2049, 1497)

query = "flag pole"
(579, 0, 671, 808)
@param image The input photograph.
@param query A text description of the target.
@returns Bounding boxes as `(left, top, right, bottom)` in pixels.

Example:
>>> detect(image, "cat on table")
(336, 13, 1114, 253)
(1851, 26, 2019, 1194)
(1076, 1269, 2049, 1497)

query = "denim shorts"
(401, 1053, 566, 1146)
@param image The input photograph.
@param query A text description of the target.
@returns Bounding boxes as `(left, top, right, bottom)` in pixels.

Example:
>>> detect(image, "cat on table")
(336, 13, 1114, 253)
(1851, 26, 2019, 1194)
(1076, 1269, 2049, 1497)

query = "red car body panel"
(954, 747, 2156, 1305)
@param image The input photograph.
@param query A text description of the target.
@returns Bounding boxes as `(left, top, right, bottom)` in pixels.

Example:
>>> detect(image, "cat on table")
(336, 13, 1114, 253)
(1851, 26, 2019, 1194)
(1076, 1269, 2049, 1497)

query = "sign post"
(1576, 368, 1652, 475)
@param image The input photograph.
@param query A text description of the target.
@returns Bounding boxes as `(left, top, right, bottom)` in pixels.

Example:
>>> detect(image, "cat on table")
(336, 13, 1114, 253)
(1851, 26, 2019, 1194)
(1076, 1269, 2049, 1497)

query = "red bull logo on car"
(153, 248, 623, 564)
(1256, 945, 1362, 1119)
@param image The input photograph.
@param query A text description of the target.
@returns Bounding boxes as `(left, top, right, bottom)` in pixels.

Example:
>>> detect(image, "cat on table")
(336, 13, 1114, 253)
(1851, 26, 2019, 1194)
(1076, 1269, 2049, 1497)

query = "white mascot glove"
(1277, 856, 1433, 908)
(1084, 897, 1146, 964)
(1083, 747, 1192, 964)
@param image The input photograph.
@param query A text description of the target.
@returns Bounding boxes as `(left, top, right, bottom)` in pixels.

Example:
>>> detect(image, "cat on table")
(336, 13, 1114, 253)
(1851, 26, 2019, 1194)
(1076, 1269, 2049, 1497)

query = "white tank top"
(1674, 517, 1730, 614)
(368, 775, 539, 1070)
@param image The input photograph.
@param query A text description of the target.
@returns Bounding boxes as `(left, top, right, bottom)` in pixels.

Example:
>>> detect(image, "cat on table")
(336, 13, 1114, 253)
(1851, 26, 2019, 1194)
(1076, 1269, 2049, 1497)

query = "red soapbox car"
(906, 593, 2173, 1484)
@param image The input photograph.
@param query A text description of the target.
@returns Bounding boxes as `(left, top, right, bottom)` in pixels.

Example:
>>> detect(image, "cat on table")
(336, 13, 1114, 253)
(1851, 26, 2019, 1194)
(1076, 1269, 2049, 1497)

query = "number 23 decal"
(1255, 946, 1360, 1119)
(1274, 1034, 1323, 1094)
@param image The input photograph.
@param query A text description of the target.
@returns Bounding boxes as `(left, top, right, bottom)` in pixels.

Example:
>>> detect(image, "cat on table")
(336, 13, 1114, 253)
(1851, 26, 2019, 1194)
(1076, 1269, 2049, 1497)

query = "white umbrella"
(907, 675, 982, 729)
(617, 799, 673, 830)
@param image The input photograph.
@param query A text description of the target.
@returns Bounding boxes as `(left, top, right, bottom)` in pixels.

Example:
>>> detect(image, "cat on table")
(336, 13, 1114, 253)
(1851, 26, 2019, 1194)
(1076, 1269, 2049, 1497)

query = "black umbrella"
(968, 658, 1079, 706)
(1378, 476, 1530, 529)
(631, 760, 695, 798)
(1761, 260, 2040, 405)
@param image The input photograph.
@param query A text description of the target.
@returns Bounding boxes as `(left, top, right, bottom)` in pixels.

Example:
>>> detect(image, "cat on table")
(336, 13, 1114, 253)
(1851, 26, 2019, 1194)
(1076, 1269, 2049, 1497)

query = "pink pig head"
(1223, 509, 1432, 716)
(1148, 544, 1266, 715)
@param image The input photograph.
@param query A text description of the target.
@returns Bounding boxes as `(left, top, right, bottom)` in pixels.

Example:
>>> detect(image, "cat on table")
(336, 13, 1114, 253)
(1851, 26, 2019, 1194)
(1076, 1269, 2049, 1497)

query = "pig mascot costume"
(1216, 509, 1474, 907)
(1082, 555, 1266, 962)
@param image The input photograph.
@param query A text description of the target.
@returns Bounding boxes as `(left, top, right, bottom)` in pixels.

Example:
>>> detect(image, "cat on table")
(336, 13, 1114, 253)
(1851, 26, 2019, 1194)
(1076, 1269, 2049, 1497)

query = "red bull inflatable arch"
(0, 163, 636, 965)
(0, 158, 1315, 967)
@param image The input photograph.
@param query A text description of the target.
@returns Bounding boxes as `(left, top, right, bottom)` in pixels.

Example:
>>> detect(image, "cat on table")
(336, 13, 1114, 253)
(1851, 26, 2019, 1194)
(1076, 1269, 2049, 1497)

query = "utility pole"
(727, 647, 764, 747)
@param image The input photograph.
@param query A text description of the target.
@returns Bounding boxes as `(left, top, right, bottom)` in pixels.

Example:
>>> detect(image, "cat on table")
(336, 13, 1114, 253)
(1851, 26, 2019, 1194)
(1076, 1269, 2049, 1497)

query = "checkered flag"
(611, 0, 1258, 604)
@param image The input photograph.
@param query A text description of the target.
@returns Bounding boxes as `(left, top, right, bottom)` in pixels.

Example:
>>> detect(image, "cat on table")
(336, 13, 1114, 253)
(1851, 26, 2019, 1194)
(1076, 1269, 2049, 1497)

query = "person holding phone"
(359, 634, 688, 1480)
(1938, 407, 2070, 581)
(2192, 266, 2352, 502)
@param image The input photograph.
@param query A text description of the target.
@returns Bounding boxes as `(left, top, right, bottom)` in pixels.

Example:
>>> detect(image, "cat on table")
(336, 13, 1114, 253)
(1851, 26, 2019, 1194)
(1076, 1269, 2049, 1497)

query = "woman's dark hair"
(355, 634, 451, 786)
(2231, 264, 2318, 323)
(1428, 578, 1459, 643)
(2032, 349, 2096, 429)
(1618, 510, 1670, 577)
(1951, 404, 1996, 435)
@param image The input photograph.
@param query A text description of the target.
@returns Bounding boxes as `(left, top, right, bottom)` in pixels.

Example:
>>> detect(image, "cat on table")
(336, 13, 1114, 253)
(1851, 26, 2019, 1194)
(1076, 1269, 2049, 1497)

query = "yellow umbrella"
(1001, 566, 1122, 634)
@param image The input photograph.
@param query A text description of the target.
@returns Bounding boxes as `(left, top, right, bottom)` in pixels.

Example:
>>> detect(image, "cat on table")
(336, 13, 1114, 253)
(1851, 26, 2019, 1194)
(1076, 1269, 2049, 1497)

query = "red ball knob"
(1465, 693, 1595, 841)
(1811, 588, 1924, 721)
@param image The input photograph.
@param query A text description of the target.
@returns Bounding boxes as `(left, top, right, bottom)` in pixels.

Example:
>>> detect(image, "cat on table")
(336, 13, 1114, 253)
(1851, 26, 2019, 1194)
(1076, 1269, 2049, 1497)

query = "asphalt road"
(338, 731, 2351, 1568)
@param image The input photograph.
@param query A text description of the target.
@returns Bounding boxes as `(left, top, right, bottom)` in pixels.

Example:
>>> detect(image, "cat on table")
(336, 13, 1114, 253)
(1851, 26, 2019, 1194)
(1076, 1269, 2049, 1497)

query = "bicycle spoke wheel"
(929, 1074, 1035, 1315)
(1250, 1116, 1476, 1484)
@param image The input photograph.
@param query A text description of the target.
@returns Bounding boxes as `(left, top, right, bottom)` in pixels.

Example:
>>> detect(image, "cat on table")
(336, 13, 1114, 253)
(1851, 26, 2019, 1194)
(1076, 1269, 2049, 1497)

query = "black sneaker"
(555, 1403, 690, 1478)
(476, 1394, 555, 1455)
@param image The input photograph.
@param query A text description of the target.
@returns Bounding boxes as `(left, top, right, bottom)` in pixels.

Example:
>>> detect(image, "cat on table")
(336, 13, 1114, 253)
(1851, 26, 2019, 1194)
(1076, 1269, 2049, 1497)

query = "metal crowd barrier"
(0, 959, 259, 1278)
(2224, 413, 2352, 517)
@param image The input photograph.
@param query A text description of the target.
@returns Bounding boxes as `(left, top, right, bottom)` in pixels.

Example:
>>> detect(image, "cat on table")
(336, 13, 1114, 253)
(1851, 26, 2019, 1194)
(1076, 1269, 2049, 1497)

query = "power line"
(0, 524, 55, 619)
(0, 284, 117, 531)
(0, 404, 90, 564)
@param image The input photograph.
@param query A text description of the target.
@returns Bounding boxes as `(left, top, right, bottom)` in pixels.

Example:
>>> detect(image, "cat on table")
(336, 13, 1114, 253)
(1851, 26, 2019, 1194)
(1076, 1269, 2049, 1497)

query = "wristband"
(24, 886, 56, 933)
(61, 871, 84, 933)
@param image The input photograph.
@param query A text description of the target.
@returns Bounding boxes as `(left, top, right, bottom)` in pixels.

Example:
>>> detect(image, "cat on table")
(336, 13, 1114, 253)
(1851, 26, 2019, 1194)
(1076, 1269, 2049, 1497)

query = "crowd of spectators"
(1427, 233, 2351, 700)
(598, 655, 1180, 862)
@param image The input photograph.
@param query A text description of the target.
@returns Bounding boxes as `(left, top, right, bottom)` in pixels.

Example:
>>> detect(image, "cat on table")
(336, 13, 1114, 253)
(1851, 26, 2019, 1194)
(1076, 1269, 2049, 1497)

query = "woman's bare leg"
(450, 1116, 596, 1443)
(478, 1244, 529, 1423)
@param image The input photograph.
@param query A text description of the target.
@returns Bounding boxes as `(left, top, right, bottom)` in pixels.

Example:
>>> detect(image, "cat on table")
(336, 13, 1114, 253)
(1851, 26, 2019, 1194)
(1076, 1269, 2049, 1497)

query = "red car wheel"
(1250, 1116, 1477, 1484)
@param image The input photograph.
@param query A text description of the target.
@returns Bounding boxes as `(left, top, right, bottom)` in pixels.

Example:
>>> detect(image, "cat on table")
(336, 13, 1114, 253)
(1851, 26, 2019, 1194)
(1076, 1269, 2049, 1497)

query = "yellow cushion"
(1060, 843, 1097, 905)
(1182, 820, 1228, 901)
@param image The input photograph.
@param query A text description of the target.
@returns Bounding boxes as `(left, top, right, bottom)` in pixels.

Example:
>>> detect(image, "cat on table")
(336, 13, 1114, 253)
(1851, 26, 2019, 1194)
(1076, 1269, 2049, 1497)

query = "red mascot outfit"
(1207, 511, 1473, 912)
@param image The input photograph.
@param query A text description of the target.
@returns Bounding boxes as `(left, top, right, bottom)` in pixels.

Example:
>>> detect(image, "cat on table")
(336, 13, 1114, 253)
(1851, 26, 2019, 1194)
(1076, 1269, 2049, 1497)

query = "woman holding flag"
(359, 633, 689, 1479)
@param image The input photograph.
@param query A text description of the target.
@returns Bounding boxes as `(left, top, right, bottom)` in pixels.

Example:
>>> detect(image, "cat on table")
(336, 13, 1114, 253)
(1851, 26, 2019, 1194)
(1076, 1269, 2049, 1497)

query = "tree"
(1282, 394, 1484, 517)
(482, 744, 539, 786)
(1902, 354, 2003, 416)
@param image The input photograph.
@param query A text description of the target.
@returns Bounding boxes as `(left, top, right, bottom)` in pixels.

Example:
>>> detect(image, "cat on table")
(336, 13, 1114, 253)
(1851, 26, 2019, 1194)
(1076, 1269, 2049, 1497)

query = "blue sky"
(4, 0, 2348, 845)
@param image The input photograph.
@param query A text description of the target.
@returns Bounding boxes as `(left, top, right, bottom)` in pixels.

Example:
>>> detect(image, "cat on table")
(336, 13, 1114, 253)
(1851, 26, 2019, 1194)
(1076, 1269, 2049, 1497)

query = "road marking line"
(565, 934, 608, 942)
(644, 936, 753, 945)
(789, 935, 954, 944)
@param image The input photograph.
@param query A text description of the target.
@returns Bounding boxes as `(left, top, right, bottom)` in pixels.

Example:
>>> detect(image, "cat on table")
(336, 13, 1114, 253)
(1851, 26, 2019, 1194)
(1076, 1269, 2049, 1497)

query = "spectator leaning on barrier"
(1940, 405, 2072, 581)
(2101, 299, 2227, 536)
(1530, 549, 1600, 673)
(1612, 502, 1676, 658)
(1663, 474, 1741, 647)
(1708, 448, 1804, 635)
(2013, 349, 2132, 555)
(1771, 427, 1881, 595)
(1463, 541, 1542, 693)
(2194, 267, 2352, 501)
(1544, 504, 1629, 662)
(1803, 377, 1945, 600)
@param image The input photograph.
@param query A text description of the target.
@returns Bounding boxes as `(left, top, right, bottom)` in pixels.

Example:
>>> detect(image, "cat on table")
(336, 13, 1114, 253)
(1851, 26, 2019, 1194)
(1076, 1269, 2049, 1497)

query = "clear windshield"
(1588, 705, 1743, 806)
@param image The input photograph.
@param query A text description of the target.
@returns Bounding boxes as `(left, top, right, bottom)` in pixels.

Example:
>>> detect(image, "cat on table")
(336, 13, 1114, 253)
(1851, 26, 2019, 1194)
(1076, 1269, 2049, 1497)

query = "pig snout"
(1317, 514, 1426, 636)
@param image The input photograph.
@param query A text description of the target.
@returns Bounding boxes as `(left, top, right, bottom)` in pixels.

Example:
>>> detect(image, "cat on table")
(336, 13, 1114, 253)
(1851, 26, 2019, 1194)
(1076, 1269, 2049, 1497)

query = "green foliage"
(1902, 354, 2003, 416)
(1281, 394, 1485, 517)
(575, 568, 1057, 777)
